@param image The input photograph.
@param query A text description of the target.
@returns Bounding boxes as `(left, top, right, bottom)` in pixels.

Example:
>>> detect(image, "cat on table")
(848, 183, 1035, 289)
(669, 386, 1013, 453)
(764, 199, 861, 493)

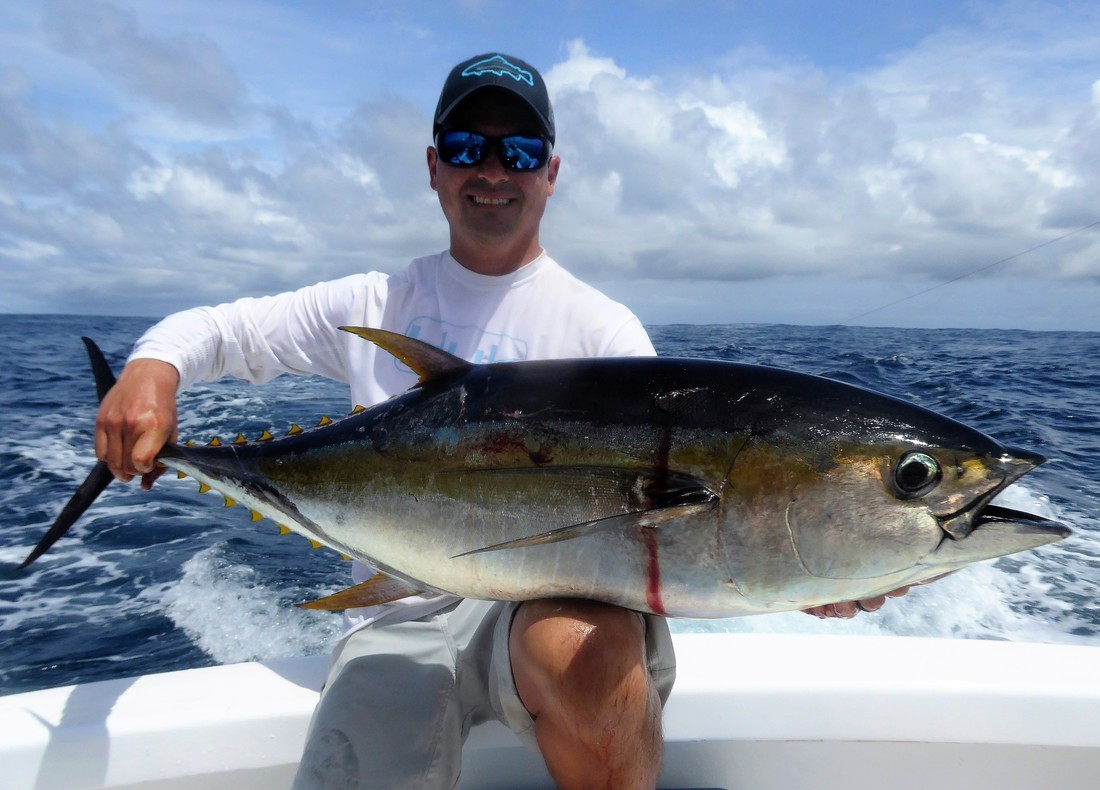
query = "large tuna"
(24, 329, 1069, 617)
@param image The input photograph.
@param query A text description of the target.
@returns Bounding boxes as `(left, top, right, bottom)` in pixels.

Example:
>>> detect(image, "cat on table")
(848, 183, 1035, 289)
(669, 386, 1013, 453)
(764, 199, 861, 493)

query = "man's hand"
(802, 573, 954, 619)
(802, 587, 911, 619)
(94, 358, 180, 490)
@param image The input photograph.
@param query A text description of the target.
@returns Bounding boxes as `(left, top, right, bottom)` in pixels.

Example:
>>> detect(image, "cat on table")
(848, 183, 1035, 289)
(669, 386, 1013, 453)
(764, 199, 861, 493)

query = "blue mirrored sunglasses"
(435, 131, 552, 172)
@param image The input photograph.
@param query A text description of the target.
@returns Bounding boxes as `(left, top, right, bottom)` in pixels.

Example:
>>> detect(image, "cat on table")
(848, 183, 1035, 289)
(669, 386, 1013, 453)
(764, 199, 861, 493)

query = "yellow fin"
(176, 470, 187, 479)
(277, 524, 292, 535)
(250, 510, 264, 522)
(297, 572, 428, 611)
(349, 404, 366, 415)
(198, 482, 211, 494)
(258, 429, 274, 442)
(308, 539, 324, 549)
(232, 433, 248, 445)
(316, 415, 333, 427)
(208, 436, 222, 447)
(339, 327, 470, 384)
(223, 495, 236, 508)
(286, 424, 303, 436)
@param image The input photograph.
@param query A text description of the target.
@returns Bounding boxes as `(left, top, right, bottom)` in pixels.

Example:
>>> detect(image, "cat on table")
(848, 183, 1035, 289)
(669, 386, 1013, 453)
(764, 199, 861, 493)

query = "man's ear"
(546, 155, 560, 196)
(427, 146, 439, 191)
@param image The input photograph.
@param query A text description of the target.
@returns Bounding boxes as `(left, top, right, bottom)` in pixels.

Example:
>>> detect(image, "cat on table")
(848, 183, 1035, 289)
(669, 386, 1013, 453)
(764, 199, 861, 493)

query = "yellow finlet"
(208, 436, 222, 447)
(223, 495, 237, 508)
(308, 539, 324, 549)
(185, 440, 196, 447)
(350, 404, 366, 415)
(258, 429, 275, 442)
(198, 482, 211, 494)
(176, 470, 187, 479)
(316, 415, 333, 427)
(277, 524, 292, 535)
(232, 433, 248, 445)
(250, 510, 264, 522)
(286, 424, 303, 436)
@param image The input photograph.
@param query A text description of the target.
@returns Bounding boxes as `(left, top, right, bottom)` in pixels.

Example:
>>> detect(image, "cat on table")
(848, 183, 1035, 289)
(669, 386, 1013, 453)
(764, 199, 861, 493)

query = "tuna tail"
(20, 338, 117, 569)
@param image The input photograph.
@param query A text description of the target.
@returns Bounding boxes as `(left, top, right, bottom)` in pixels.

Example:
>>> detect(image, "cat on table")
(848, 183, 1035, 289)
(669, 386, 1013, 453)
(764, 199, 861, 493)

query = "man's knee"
(507, 600, 663, 788)
(509, 599, 648, 717)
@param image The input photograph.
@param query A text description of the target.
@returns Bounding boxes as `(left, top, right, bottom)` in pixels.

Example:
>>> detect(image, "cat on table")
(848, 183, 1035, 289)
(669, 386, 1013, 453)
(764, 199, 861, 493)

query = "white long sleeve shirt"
(132, 250, 655, 629)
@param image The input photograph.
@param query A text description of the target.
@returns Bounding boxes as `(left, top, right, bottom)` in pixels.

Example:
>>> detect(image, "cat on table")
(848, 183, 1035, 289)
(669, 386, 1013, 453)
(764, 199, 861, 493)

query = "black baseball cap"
(433, 53, 555, 144)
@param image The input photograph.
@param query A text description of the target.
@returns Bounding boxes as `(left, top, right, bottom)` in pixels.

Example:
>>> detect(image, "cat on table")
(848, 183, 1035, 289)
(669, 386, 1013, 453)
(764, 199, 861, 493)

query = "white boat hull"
(3, 633, 1099, 789)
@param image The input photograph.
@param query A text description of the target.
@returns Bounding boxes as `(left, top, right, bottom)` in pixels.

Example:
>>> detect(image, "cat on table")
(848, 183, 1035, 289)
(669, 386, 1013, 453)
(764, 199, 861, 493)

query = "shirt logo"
(461, 55, 534, 86)
(401, 317, 528, 370)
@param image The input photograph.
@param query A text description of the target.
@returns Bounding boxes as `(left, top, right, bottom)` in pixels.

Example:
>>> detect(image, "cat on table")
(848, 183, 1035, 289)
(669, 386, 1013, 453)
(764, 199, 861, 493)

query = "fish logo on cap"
(461, 55, 534, 86)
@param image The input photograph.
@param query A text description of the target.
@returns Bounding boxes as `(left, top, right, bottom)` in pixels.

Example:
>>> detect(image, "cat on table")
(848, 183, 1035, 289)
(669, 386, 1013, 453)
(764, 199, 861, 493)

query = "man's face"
(428, 89, 559, 270)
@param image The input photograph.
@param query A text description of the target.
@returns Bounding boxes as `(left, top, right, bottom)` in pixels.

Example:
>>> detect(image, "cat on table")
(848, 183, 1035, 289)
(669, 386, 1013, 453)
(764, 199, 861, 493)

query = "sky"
(2, 0, 1099, 330)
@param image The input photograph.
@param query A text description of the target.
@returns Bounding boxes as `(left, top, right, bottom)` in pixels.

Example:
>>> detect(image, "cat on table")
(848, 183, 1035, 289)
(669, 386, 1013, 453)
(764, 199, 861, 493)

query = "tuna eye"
(894, 452, 942, 497)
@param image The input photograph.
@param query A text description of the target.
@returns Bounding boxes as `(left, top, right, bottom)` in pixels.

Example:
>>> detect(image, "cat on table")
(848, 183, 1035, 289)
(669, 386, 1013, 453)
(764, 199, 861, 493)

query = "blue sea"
(1, 315, 1097, 694)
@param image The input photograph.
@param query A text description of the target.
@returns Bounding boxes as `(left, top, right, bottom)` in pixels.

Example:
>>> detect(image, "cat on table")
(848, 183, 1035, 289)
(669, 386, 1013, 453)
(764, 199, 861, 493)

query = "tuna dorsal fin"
(296, 571, 428, 611)
(340, 327, 471, 384)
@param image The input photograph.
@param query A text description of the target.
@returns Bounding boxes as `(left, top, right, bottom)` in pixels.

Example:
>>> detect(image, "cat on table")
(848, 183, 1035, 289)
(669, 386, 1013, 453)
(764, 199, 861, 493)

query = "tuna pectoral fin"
(454, 499, 718, 558)
(297, 572, 428, 611)
(20, 460, 114, 569)
(449, 467, 719, 557)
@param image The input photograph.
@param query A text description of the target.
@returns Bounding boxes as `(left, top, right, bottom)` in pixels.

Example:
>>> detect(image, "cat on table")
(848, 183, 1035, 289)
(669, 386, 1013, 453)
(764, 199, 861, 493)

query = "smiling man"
(95, 53, 674, 788)
(429, 92, 560, 270)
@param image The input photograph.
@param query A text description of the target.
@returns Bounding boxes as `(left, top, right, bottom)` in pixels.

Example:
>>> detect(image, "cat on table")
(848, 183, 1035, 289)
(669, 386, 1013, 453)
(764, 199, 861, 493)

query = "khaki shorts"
(292, 598, 676, 790)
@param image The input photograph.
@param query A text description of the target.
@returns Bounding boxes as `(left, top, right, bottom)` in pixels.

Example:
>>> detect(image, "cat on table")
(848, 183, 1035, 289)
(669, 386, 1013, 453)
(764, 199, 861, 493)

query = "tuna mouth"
(973, 503, 1071, 538)
(936, 447, 1048, 541)
(927, 498, 1070, 569)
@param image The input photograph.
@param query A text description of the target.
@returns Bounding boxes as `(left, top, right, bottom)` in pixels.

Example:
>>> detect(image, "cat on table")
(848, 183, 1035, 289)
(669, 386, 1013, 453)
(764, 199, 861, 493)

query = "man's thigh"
(293, 599, 502, 790)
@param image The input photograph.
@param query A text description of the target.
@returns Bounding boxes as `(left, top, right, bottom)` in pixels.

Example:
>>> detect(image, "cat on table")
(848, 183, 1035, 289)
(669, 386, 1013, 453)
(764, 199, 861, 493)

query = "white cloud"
(42, 0, 252, 127)
(0, 1, 1098, 327)
(546, 39, 627, 92)
(541, 14, 1100, 292)
(127, 164, 171, 199)
(0, 237, 60, 261)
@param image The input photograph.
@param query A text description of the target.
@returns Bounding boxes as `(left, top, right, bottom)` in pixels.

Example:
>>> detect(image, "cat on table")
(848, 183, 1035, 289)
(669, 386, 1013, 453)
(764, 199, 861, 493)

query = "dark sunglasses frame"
(434, 130, 553, 172)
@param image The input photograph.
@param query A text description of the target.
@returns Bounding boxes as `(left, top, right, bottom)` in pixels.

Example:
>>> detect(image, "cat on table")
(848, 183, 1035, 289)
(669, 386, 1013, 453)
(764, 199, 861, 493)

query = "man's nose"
(475, 148, 510, 184)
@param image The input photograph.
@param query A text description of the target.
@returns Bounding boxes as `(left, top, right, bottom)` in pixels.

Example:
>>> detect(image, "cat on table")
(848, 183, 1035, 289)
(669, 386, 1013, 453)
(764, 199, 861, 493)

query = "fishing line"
(841, 218, 1100, 325)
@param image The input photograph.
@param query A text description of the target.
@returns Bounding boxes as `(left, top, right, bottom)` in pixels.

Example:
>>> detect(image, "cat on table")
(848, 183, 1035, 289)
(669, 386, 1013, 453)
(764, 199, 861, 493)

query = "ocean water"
(0, 314, 1097, 694)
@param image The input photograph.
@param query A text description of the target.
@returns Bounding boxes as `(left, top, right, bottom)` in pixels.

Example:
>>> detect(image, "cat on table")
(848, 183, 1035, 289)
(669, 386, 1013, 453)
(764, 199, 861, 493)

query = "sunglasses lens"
(437, 132, 550, 171)
(438, 131, 487, 166)
(499, 136, 549, 171)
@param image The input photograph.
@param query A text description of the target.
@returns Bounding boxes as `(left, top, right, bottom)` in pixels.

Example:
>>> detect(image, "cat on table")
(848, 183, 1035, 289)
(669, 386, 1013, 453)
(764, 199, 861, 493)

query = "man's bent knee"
(511, 601, 644, 697)
(509, 599, 651, 723)
(507, 599, 662, 788)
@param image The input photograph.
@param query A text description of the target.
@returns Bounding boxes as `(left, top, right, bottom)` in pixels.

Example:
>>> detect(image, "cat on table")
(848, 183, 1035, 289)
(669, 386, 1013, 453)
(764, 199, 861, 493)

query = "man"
(97, 52, 900, 788)
(97, 53, 673, 789)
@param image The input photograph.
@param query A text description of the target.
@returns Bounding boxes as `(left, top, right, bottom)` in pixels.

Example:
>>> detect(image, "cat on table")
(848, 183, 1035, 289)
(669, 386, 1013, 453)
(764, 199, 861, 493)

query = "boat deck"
(3, 633, 1099, 789)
